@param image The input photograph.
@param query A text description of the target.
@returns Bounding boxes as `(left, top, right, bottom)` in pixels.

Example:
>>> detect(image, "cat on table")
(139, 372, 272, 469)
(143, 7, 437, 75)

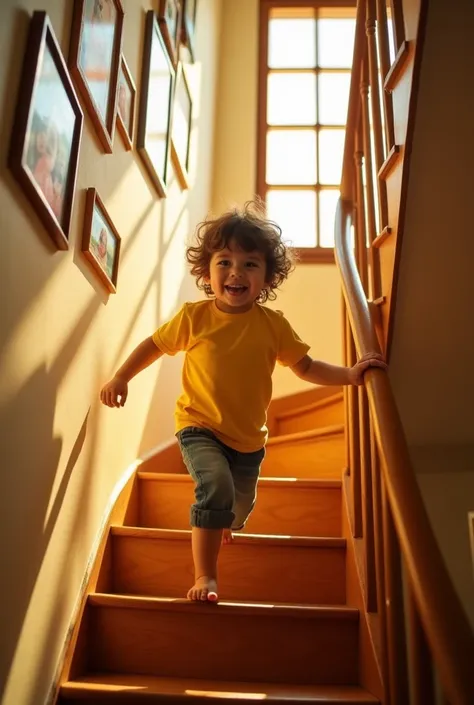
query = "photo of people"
(90, 203, 117, 281)
(24, 45, 75, 224)
(117, 63, 132, 132)
(79, 0, 118, 122)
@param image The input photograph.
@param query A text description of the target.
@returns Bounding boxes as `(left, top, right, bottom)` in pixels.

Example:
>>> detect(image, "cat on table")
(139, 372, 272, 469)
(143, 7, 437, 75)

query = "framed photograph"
(171, 64, 192, 189)
(8, 12, 83, 250)
(181, 0, 197, 61)
(82, 188, 121, 292)
(69, 0, 124, 153)
(137, 11, 175, 197)
(158, 0, 182, 67)
(116, 55, 136, 150)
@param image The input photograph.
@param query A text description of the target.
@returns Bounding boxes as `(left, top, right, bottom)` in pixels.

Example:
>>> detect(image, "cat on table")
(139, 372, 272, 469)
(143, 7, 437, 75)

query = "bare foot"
(222, 529, 234, 545)
(187, 576, 218, 602)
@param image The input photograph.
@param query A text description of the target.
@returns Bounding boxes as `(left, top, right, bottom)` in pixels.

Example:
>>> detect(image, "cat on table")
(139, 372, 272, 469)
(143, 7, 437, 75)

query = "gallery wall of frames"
(8, 0, 197, 293)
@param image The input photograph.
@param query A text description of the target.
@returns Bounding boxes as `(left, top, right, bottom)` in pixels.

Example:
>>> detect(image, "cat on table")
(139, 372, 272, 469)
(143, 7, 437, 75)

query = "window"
(257, 2, 356, 263)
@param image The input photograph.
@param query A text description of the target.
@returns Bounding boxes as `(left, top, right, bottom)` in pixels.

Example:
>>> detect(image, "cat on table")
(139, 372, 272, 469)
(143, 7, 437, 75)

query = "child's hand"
(349, 353, 387, 386)
(100, 376, 128, 407)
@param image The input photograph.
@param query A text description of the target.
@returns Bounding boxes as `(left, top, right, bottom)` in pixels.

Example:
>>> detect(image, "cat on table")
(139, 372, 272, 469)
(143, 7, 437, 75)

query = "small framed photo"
(158, 0, 182, 67)
(171, 64, 192, 189)
(8, 12, 83, 250)
(137, 11, 175, 197)
(181, 0, 197, 61)
(82, 188, 121, 293)
(69, 0, 124, 153)
(116, 55, 136, 150)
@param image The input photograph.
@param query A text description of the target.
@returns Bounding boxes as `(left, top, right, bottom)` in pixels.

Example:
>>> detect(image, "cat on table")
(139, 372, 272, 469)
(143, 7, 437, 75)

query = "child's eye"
(246, 262, 259, 267)
(217, 259, 230, 266)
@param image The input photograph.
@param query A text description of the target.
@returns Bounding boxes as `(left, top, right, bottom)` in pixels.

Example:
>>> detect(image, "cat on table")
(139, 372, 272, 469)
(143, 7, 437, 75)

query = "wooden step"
(60, 673, 380, 703)
(263, 426, 345, 479)
(274, 392, 344, 435)
(79, 594, 359, 685)
(110, 527, 346, 605)
(137, 473, 342, 537)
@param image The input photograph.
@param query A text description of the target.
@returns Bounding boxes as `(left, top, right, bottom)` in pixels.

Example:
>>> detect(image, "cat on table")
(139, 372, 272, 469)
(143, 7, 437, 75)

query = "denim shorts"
(176, 426, 265, 530)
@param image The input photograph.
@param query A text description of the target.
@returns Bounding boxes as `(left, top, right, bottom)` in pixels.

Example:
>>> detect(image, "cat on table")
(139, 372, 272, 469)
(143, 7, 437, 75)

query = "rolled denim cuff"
(190, 507, 235, 529)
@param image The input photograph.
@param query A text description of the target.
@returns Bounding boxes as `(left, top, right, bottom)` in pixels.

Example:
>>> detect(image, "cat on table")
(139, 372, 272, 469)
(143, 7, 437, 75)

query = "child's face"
(206, 241, 268, 313)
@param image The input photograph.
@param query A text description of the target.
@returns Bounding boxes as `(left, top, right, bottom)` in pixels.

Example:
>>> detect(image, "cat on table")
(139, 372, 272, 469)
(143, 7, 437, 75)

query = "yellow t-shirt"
(152, 300, 310, 452)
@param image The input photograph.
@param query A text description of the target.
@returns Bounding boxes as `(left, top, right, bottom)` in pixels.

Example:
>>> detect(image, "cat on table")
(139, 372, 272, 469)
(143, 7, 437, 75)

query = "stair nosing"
(60, 674, 379, 702)
(137, 472, 342, 489)
(267, 425, 344, 447)
(88, 592, 359, 620)
(110, 525, 346, 548)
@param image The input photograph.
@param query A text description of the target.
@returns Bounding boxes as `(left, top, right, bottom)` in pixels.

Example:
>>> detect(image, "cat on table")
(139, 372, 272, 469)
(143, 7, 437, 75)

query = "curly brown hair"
(186, 200, 295, 303)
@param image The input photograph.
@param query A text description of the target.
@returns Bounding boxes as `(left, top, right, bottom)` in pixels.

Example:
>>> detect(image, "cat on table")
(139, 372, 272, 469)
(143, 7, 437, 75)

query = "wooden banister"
(335, 197, 474, 705)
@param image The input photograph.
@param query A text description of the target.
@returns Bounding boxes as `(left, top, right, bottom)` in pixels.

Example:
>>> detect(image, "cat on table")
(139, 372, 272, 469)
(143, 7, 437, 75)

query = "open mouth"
(225, 285, 248, 297)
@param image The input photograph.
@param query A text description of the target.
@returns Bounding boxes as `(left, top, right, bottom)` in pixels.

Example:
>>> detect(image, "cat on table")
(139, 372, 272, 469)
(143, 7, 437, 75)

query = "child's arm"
(100, 336, 162, 408)
(291, 352, 386, 386)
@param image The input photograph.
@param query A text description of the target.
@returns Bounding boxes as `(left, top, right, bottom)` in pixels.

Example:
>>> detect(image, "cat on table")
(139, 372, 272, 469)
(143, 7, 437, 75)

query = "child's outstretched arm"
(100, 336, 162, 408)
(291, 352, 386, 387)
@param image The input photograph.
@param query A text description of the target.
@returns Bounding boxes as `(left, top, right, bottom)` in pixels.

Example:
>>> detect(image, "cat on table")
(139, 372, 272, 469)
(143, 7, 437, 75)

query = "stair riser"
(276, 405, 344, 436)
(263, 437, 345, 479)
(87, 605, 359, 685)
(111, 535, 346, 604)
(138, 480, 342, 536)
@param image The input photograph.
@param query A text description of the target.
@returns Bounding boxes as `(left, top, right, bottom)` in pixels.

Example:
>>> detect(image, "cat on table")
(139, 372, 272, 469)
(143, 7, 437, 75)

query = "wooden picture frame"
(8, 11, 83, 251)
(158, 0, 182, 67)
(137, 11, 175, 197)
(82, 187, 121, 293)
(181, 0, 197, 61)
(171, 63, 192, 189)
(116, 55, 136, 150)
(69, 0, 124, 153)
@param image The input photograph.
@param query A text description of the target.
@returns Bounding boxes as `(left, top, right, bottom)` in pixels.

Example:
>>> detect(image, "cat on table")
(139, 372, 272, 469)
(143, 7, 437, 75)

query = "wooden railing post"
(376, 0, 396, 150)
(359, 387, 377, 611)
(354, 121, 369, 295)
(347, 313, 362, 538)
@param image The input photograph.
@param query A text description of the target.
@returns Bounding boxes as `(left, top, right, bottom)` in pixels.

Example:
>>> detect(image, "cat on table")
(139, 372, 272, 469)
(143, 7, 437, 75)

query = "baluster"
(383, 483, 409, 704)
(366, 0, 388, 230)
(346, 313, 362, 538)
(376, 0, 396, 150)
(407, 589, 435, 704)
(342, 295, 351, 480)
(371, 431, 390, 703)
(360, 59, 381, 300)
(355, 119, 369, 295)
(360, 386, 377, 611)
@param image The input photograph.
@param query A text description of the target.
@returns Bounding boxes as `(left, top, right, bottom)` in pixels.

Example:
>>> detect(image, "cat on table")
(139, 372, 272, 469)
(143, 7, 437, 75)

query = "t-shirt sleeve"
(152, 304, 191, 356)
(276, 312, 311, 367)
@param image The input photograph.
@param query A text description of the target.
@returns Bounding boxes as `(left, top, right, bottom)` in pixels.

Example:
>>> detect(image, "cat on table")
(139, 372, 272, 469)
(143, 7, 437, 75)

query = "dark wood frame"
(171, 63, 192, 189)
(181, 0, 197, 61)
(137, 11, 175, 198)
(82, 187, 121, 293)
(8, 11, 83, 251)
(116, 54, 136, 151)
(69, 0, 124, 153)
(158, 0, 182, 67)
(257, 0, 357, 264)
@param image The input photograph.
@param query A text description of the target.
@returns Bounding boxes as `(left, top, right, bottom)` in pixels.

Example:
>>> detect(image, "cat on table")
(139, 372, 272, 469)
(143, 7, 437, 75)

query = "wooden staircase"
(57, 388, 381, 704)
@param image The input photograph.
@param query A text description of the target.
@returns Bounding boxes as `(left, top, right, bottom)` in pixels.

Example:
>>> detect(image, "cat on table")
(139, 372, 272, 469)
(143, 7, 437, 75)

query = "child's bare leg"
(188, 527, 223, 601)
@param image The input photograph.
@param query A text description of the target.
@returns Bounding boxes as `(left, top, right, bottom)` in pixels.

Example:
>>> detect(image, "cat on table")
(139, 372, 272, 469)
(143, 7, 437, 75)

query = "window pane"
(319, 129, 345, 185)
(319, 190, 340, 247)
(318, 19, 356, 68)
(318, 73, 351, 125)
(267, 190, 317, 247)
(268, 73, 316, 125)
(268, 18, 316, 68)
(266, 130, 317, 185)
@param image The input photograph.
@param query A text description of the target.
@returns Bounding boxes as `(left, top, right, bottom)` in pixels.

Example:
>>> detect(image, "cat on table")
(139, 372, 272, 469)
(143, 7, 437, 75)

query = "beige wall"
(0, 1, 221, 703)
(212, 0, 343, 399)
(389, 0, 474, 629)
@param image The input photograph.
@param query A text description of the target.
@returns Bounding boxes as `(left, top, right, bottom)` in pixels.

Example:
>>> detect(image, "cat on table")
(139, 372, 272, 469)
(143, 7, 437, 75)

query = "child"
(100, 200, 386, 603)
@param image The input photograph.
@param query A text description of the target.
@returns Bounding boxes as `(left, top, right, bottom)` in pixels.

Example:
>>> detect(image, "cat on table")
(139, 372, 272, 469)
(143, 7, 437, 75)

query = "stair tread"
(111, 526, 346, 548)
(60, 673, 379, 702)
(89, 593, 359, 619)
(276, 392, 344, 422)
(267, 425, 344, 446)
(137, 472, 342, 489)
